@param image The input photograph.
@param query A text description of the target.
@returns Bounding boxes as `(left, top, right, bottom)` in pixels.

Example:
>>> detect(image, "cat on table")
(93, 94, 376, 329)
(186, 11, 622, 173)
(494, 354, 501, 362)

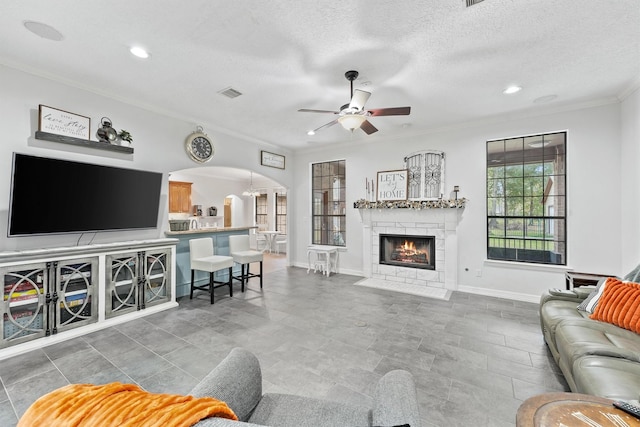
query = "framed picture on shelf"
(377, 169, 408, 201)
(38, 105, 91, 140)
(260, 151, 285, 169)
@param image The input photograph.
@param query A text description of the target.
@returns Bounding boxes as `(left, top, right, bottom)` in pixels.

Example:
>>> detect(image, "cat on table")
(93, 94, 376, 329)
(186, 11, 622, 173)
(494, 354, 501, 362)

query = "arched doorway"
(167, 166, 289, 261)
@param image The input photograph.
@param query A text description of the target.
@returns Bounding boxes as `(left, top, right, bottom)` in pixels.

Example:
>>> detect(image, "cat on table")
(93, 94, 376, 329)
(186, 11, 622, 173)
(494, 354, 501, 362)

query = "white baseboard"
(0, 301, 178, 361)
(291, 261, 361, 277)
(291, 262, 541, 303)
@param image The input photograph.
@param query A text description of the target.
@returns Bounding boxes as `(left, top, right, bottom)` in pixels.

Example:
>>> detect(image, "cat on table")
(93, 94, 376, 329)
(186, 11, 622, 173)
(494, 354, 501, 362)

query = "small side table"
(565, 271, 615, 290)
(307, 245, 339, 277)
(517, 392, 640, 426)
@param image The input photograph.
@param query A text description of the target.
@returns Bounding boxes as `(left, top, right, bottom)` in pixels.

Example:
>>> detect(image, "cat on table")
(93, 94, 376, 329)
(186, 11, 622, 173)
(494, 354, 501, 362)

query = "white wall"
(620, 87, 640, 272)
(0, 64, 293, 252)
(291, 102, 627, 302)
(2, 63, 636, 303)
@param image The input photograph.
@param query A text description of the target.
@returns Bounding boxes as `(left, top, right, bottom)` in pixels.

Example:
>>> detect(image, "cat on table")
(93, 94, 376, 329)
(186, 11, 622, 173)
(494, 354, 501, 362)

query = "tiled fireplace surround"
(360, 208, 462, 291)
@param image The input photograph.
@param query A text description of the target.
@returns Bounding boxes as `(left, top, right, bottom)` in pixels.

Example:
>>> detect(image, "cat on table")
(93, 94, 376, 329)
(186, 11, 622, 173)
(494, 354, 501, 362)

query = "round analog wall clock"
(185, 127, 214, 163)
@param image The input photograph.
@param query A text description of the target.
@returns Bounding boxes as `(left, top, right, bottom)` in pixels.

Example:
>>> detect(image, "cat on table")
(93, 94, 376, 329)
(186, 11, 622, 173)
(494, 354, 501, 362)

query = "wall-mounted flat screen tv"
(8, 153, 163, 236)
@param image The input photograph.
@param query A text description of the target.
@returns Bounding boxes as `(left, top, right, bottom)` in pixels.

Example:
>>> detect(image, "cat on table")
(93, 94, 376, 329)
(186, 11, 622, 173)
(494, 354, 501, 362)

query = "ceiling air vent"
(466, 0, 484, 6)
(218, 87, 243, 99)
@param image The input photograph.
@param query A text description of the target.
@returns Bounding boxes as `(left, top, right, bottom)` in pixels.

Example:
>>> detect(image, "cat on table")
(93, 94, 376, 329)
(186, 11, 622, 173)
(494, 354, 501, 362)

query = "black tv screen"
(8, 153, 163, 236)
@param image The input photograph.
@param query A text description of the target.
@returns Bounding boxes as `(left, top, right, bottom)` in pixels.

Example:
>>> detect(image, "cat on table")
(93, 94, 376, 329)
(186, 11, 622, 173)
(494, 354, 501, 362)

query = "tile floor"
(0, 254, 568, 426)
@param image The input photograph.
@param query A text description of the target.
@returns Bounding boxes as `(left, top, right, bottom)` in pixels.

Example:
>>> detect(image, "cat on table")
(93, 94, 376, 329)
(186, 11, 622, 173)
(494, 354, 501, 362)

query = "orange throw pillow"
(590, 278, 640, 333)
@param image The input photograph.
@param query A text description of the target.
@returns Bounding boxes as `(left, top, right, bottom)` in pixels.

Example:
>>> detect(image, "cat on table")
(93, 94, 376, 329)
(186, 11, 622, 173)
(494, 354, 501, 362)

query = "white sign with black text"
(377, 169, 408, 201)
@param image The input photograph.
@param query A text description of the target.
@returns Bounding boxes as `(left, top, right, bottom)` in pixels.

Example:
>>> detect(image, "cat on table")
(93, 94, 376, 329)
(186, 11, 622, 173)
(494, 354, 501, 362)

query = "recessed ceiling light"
(23, 21, 63, 41)
(130, 46, 150, 59)
(503, 86, 522, 95)
(307, 130, 315, 136)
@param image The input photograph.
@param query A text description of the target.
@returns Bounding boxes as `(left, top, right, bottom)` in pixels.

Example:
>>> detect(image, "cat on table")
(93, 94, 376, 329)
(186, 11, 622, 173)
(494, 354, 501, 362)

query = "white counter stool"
(189, 237, 234, 304)
(229, 235, 263, 292)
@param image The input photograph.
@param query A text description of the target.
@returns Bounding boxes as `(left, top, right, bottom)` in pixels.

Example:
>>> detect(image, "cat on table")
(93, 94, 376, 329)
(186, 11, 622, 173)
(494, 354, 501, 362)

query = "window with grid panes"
(312, 160, 346, 246)
(255, 194, 267, 229)
(275, 193, 287, 232)
(486, 132, 566, 265)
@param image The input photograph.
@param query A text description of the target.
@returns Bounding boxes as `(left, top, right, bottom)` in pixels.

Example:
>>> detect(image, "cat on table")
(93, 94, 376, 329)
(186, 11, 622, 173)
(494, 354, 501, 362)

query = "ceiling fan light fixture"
(298, 70, 410, 136)
(338, 114, 366, 131)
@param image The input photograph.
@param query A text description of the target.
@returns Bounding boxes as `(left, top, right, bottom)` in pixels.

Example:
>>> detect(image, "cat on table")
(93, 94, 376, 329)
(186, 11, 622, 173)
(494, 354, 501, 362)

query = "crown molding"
(618, 75, 640, 101)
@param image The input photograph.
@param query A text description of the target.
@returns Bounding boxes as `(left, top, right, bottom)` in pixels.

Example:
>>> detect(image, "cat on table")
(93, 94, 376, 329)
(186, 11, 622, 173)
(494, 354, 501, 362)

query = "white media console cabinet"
(0, 238, 178, 360)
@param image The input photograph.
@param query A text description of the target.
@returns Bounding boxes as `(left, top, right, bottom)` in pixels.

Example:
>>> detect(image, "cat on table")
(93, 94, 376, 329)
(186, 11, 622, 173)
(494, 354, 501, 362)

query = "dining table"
(259, 231, 282, 253)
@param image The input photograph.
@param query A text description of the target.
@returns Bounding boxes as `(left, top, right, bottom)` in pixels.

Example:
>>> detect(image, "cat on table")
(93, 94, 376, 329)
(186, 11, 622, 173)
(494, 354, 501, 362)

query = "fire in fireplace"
(379, 234, 435, 270)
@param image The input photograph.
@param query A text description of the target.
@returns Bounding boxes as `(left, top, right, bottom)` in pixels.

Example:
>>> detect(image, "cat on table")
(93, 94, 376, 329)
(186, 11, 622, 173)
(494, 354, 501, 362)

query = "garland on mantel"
(353, 198, 467, 209)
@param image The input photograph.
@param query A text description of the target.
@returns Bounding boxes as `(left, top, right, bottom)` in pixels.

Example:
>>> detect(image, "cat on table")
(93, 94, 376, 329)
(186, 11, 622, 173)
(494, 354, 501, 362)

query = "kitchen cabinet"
(169, 181, 192, 213)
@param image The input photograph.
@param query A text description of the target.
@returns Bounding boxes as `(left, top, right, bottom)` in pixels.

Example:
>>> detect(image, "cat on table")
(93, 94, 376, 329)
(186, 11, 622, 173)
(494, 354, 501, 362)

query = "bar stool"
(189, 237, 234, 304)
(229, 235, 263, 292)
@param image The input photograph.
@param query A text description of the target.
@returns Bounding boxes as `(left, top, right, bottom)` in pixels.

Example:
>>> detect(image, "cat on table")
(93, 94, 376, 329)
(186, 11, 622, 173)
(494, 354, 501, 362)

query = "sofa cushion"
(541, 300, 590, 338)
(590, 279, 640, 333)
(573, 355, 640, 402)
(540, 299, 592, 364)
(555, 319, 640, 369)
(249, 393, 371, 427)
(553, 318, 640, 392)
(577, 277, 609, 313)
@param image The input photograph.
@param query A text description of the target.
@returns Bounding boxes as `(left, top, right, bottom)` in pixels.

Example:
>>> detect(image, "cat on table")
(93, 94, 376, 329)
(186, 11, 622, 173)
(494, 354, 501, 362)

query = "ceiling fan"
(299, 70, 411, 136)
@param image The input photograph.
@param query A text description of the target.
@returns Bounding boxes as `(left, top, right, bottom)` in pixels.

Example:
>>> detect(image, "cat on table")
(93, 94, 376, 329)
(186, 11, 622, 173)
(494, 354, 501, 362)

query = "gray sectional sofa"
(540, 284, 640, 403)
(190, 347, 420, 427)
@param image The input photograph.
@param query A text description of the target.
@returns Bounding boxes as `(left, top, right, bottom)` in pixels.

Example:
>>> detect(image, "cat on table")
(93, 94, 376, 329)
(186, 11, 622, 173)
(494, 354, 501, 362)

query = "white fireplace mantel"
(354, 198, 467, 210)
(359, 207, 464, 291)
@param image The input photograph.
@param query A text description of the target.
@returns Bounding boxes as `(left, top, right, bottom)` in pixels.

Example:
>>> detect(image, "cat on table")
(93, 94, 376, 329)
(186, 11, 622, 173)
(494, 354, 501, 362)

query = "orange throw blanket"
(17, 382, 238, 427)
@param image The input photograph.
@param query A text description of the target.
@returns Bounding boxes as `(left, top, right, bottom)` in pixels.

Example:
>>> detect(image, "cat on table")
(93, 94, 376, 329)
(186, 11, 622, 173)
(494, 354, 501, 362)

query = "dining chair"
(189, 237, 234, 304)
(229, 235, 263, 292)
(255, 233, 267, 251)
(275, 234, 287, 254)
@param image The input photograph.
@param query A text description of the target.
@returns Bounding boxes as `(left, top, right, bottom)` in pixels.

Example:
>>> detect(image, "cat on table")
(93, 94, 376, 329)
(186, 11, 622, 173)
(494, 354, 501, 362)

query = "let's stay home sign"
(377, 170, 408, 201)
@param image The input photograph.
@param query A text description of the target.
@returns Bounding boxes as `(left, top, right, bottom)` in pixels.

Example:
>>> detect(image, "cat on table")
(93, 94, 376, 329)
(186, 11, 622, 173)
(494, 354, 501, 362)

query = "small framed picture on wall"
(261, 150, 285, 169)
(377, 169, 408, 201)
(38, 104, 91, 140)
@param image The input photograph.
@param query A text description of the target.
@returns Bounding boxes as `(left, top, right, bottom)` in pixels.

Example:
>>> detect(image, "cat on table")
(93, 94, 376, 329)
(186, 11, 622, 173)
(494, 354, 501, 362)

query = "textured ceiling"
(1, 1, 638, 151)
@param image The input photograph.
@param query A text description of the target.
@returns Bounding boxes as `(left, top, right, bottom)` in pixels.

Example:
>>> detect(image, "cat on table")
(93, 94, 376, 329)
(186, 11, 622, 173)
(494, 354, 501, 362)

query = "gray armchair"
(190, 347, 420, 427)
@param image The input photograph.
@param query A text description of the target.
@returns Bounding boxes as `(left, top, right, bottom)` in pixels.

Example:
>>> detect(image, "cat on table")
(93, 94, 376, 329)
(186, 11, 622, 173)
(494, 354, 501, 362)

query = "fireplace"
(379, 234, 436, 270)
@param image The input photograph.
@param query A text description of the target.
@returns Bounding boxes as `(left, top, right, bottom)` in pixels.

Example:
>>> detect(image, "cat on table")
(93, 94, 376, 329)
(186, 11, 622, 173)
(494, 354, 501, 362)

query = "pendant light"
(242, 171, 261, 197)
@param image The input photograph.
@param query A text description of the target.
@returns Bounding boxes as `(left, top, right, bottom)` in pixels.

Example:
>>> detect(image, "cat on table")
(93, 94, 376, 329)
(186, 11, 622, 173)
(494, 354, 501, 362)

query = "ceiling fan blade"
(368, 106, 411, 116)
(311, 118, 339, 133)
(298, 108, 340, 114)
(360, 120, 378, 135)
(349, 89, 371, 111)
